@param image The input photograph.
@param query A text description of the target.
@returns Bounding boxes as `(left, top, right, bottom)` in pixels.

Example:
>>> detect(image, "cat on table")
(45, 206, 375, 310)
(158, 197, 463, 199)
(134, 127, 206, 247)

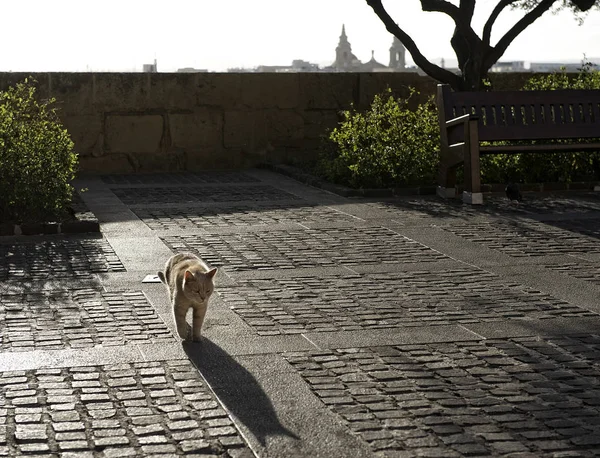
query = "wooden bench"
(436, 83, 600, 204)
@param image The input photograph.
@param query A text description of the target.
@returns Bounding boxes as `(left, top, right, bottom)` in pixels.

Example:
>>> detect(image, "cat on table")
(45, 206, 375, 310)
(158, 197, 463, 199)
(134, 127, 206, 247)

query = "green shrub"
(0, 78, 78, 223)
(316, 88, 439, 189)
(480, 62, 600, 184)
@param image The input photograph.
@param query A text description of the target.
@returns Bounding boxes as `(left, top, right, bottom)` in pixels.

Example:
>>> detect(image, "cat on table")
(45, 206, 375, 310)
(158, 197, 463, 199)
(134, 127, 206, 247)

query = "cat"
(157, 252, 217, 342)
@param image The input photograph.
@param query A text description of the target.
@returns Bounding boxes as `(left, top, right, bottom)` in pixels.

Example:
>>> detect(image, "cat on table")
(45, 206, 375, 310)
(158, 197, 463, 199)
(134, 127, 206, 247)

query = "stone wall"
(0, 72, 534, 173)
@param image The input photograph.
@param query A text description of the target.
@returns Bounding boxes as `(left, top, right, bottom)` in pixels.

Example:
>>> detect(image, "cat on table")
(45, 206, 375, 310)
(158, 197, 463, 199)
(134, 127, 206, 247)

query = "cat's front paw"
(191, 334, 203, 343)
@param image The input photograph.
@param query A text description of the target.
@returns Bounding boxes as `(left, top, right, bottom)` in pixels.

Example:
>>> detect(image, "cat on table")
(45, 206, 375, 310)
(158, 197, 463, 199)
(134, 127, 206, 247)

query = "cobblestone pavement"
(2, 169, 600, 457)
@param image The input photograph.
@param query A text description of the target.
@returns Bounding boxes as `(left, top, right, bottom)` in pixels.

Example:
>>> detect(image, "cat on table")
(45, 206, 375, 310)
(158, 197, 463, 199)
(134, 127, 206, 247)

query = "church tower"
(389, 36, 406, 70)
(333, 24, 358, 70)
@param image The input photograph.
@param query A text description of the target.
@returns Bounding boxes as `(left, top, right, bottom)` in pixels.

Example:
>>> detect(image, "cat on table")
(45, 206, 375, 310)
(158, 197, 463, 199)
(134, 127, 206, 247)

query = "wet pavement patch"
(0, 289, 173, 351)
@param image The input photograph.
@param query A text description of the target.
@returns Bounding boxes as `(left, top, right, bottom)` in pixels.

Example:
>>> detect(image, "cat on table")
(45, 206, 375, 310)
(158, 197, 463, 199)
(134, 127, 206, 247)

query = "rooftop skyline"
(1, 0, 599, 72)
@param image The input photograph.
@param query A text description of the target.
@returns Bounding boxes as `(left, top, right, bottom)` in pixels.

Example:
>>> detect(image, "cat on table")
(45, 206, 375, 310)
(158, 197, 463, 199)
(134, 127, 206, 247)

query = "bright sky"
(1, 0, 599, 72)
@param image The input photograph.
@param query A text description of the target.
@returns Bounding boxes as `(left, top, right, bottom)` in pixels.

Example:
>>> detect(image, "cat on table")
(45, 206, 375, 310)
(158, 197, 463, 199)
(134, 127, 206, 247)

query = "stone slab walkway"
(1, 169, 600, 457)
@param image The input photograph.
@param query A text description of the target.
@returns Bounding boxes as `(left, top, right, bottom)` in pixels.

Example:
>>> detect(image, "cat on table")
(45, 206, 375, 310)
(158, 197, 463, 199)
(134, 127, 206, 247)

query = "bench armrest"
(445, 113, 478, 128)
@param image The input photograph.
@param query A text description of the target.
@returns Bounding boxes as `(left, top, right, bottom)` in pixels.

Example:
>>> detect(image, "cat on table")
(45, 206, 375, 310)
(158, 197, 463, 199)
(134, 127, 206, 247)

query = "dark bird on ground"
(505, 182, 522, 202)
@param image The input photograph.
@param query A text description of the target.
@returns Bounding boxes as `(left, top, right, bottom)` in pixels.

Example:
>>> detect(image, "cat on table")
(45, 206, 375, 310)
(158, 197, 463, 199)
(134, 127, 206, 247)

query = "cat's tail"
(157, 271, 166, 283)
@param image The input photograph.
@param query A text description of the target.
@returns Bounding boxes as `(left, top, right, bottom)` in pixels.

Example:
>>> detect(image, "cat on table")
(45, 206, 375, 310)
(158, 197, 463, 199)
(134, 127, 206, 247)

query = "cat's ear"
(184, 270, 195, 281)
(206, 268, 217, 279)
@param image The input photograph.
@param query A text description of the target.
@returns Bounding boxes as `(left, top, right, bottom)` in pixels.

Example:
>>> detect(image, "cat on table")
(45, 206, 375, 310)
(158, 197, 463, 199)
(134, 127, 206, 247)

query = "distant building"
(491, 61, 526, 72)
(227, 24, 411, 73)
(256, 60, 320, 72)
(177, 67, 209, 73)
(389, 37, 406, 71)
(143, 59, 158, 73)
(326, 25, 408, 72)
(529, 62, 586, 72)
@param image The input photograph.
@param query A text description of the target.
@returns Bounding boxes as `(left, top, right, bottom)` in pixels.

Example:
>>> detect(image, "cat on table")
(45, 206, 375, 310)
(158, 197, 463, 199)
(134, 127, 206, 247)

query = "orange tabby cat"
(158, 252, 217, 341)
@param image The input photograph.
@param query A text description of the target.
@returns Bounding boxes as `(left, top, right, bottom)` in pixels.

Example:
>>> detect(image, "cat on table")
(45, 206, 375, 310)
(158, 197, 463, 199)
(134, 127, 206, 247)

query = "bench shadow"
(182, 339, 300, 447)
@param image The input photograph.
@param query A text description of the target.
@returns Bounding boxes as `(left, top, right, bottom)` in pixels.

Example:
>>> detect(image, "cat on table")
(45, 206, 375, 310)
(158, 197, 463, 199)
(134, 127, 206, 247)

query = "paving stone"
(285, 337, 600, 456)
(134, 203, 363, 230)
(0, 237, 125, 283)
(219, 269, 592, 335)
(102, 171, 259, 185)
(162, 226, 447, 271)
(371, 193, 600, 220)
(0, 361, 250, 456)
(112, 185, 301, 205)
(545, 262, 600, 286)
(0, 289, 173, 351)
(440, 219, 600, 257)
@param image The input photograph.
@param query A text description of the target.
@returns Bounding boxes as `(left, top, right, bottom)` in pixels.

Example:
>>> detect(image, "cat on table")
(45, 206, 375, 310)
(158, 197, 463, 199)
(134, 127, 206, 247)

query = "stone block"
(78, 154, 135, 174)
(170, 110, 223, 152)
(105, 115, 163, 154)
(62, 115, 103, 156)
(265, 109, 304, 146)
(303, 110, 340, 140)
(0, 72, 51, 99)
(49, 73, 95, 115)
(223, 111, 267, 150)
(240, 73, 299, 109)
(462, 191, 483, 205)
(185, 149, 248, 170)
(129, 151, 186, 172)
(196, 73, 242, 108)
(92, 73, 149, 111)
(147, 73, 198, 110)
(298, 73, 357, 110)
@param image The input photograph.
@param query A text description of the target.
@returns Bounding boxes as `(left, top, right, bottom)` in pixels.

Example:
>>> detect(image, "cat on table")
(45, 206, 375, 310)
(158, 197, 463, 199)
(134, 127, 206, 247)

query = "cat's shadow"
(182, 339, 299, 447)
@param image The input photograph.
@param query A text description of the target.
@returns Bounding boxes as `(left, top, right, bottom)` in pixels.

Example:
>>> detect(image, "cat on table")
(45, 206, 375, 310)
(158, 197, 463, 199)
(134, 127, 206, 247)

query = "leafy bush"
(314, 65, 600, 190)
(0, 78, 78, 223)
(316, 88, 439, 189)
(480, 62, 600, 184)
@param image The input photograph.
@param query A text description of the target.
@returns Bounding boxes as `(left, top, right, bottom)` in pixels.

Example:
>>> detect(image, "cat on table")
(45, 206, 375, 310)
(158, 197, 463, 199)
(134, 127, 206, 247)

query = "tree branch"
(420, 0, 482, 50)
(460, 0, 477, 22)
(482, 0, 517, 47)
(485, 0, 556, 68)
(420, 0, 461, 19)
(366, 0, 462, 88)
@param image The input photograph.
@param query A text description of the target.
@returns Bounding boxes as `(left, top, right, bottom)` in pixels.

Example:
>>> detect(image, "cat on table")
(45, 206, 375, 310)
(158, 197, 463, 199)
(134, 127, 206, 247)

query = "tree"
(366, 0, 599, 91)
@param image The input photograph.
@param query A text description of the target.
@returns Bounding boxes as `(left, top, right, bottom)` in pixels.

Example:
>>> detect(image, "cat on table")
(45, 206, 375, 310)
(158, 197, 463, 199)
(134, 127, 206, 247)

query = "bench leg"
(462, 191, 483, 205)
(462, 119, 483, 205)
(437, 161, 457, 199)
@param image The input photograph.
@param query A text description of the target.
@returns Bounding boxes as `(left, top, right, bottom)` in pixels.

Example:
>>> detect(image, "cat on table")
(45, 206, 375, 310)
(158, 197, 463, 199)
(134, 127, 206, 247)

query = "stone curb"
(0, 191, 100, 237)
(0, 213, 100, 237)
(260, 163, 437, 197)
(262, 163, 600, 198)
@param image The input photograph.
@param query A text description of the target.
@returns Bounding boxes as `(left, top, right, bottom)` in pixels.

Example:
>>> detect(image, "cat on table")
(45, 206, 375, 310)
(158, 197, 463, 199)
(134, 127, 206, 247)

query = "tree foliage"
(365, 0, 599, 91)
(317, 88, 440, 188)
(0, 79, 78, 223)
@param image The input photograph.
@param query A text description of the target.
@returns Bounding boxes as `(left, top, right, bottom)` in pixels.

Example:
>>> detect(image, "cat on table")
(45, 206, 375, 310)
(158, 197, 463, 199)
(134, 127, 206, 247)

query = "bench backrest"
(437, 84, 600, 144)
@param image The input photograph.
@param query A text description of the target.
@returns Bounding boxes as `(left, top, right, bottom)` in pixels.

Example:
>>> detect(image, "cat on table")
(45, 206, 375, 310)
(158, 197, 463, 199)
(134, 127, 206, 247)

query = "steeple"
(334, 24, 357, 70)
(389, 36, 406, 70)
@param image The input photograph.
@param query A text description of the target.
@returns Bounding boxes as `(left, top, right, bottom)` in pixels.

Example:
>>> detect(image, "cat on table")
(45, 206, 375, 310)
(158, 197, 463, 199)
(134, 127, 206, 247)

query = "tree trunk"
(451, 28, 490, 91)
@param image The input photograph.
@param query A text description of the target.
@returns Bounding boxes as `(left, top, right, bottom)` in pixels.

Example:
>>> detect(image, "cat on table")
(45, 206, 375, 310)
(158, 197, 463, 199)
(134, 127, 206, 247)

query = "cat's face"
(183, 269, 217, 302)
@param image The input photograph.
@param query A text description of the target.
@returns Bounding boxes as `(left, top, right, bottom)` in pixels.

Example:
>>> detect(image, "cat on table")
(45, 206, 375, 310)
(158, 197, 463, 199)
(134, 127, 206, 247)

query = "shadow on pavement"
(183, 339, 300, 447)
